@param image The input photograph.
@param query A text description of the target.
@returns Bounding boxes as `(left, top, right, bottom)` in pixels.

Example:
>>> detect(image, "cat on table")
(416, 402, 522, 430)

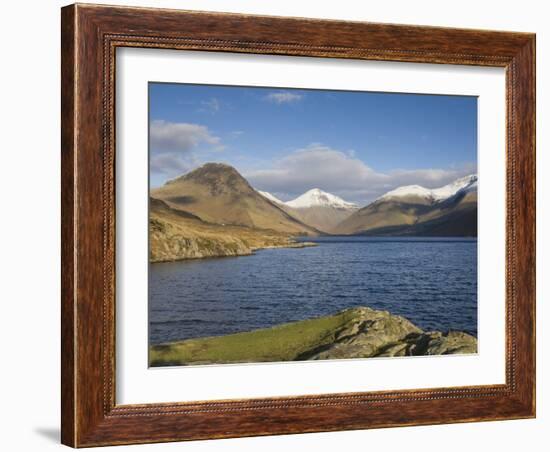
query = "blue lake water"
(149, 236, 477, 345)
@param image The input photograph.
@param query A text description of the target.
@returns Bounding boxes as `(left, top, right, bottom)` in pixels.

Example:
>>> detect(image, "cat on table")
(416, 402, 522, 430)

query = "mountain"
(260, 188, 359, 233)
(378, 175, 477, 204)
(151, 163, 475, 238)
(256, 190, 284, 205)
(151, 163, 319, 235)
(286, 205, 359, 234)
(286, 188, 358, 209)
(334, 175, 477, 236)
(149, 197, 315, 262)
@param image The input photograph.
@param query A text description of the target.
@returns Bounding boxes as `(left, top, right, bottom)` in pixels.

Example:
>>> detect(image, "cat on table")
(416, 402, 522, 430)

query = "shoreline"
(250, 241, 317, 251)
(150, 235, 477, 264)
(150, 240, 317, 264)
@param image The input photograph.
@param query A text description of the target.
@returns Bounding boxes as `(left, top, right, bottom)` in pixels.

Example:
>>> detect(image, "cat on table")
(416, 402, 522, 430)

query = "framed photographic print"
(61, 3, 536, 447)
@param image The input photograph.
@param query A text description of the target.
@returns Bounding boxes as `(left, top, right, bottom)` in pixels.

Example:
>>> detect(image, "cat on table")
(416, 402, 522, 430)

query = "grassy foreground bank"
(150, 307, 477, 366)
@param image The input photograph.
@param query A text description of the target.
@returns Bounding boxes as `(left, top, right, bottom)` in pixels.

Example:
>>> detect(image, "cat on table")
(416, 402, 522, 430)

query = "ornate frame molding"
(61, 4, 535, 447)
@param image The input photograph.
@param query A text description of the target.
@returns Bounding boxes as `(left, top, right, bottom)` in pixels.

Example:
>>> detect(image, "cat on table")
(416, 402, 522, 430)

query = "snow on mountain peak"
(286, 188, 358, 209)
(430, 174, 477, 200)
(379, 174, 477, 203)
(379, 185, 433, 200)
(256, 190, 284, 205)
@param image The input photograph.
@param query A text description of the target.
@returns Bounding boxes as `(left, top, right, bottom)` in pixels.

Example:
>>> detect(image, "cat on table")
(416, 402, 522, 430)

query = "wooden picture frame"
(61, 3, 536, 447)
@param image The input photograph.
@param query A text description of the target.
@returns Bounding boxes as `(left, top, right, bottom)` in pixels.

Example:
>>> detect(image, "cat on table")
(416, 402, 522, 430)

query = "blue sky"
(149, 83, 477, 204)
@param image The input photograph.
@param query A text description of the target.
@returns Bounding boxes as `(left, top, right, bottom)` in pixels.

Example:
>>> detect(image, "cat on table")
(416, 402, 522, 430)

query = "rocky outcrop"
(149, 306, 477, 366)
(150, 217, 253, 261)
(299, 307, 477, 360)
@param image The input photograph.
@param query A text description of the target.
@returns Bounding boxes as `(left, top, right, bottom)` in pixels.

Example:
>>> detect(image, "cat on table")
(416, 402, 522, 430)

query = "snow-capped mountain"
(286, 188, 358, 210)
(379, 174, 477, 204)
(256, 190, 285, 205)
(256, 188, 358, 233)
(334, 174, 478, 236)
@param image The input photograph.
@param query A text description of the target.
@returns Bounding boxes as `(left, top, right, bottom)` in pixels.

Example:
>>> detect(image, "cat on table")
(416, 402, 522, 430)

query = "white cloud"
(149, 120, 223, 178)
(245, 144, 476, 205)
(150, 120, 221, 153)
(264, 91, 303, 104)
(247, 145, 382, 192)
(150, 153, 198, 176)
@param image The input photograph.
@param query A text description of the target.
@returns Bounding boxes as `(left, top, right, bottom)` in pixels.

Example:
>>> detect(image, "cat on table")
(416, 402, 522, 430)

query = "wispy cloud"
(264, 91, 303, 104)
(245, 144, 476, 205)
(229, 130, 244, 139)
(199, 97, 221, 114)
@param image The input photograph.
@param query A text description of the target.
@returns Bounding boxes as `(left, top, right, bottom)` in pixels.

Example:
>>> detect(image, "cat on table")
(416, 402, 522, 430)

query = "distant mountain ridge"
(256, 190, 285, 205)
(153, 163, 477, 238)
(378, 175, 477, 203)
(256, 188, 358, 210)
(286, 188, 358, 209)
(334, 175, 477, 236)
(256, 188, 358, 233)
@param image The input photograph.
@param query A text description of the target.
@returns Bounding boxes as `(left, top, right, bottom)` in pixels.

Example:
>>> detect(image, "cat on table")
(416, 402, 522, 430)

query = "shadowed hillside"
(286, 205, 358, 233)
(334, 178, 477, 237)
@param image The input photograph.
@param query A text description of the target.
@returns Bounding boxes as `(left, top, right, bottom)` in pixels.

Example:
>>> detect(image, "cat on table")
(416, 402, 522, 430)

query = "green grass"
(149, 308, 361, 366)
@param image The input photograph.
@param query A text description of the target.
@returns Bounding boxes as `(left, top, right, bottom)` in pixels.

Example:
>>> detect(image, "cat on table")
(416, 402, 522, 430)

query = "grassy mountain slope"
(150, 198, 315, 262)
(152, 163, 319, 235)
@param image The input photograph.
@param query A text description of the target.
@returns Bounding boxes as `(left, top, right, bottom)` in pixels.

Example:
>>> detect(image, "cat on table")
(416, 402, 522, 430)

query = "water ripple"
(150, 237, 477, 344)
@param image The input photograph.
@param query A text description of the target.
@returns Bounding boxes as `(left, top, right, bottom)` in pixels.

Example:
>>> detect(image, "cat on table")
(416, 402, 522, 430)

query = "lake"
(149, 236, 477, 345)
